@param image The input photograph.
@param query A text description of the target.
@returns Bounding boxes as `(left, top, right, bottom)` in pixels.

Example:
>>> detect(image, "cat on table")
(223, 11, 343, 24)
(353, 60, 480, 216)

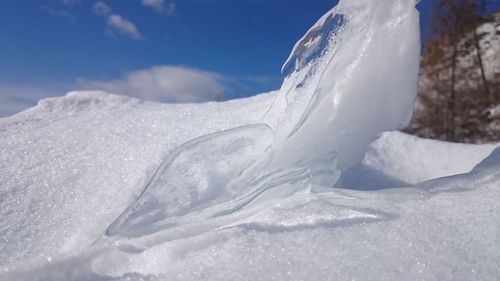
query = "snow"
(476, 12, 500, 80)
(2, 131, 500, 280)
(0, 90, 276, 264)
(1, 0, 500, 280)
(1, 93, 500, 280)
(340, 131, 498, 188)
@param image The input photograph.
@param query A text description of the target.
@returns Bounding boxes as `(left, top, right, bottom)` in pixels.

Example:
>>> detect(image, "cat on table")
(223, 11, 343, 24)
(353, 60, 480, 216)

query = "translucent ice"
(106, 0, 420, 240)
(106, 124, 339, 239)
(106, 124, 275, 237)
(264, 0, 420, 170)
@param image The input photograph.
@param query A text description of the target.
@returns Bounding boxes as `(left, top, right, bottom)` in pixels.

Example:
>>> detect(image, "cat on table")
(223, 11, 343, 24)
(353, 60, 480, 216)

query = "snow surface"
(1, 95, 499, 280)
(1, 0, 500, 280)
(340, 132, 498, 188)
(0, 91, 276, 265)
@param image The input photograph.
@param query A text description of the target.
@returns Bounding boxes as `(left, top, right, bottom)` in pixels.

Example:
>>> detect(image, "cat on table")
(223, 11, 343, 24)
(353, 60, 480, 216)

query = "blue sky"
(0, 0, 496, 117)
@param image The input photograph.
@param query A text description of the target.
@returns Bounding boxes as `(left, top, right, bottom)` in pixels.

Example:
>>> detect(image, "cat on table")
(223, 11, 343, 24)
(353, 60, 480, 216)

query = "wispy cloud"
(58, 0, 81, 7)
(141, 0, 164, 12)
(0, 65, 224, 117)
(78, 66, 225, 103)
(107, 15, 142, 40)
(43, 0, 81, 23)
(92, 1, 111, 17)
(141, 0, 176, 15)
(92, 1, 143, 41)
(0, 65, 223, 117)
(41, 6, 77, 23)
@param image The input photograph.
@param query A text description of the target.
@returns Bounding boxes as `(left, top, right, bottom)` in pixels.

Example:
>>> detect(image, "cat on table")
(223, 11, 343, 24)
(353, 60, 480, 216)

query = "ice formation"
(264, 0, 420, 170)
(105, 0, 421, 241)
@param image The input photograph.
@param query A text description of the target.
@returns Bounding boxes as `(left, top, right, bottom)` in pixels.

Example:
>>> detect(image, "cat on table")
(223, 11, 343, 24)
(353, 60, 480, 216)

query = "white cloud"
(141, 0, 176, 15)
(141, 0, 164, 11)
(92, 1, 111, 17)
(78, 66, 225, 103)
(106, 14, 143, 40)
(0, 67, 223, 117)
(59, 0, 81, 7)
(92, 2, 143, 40)
(0, 69, 279, 117)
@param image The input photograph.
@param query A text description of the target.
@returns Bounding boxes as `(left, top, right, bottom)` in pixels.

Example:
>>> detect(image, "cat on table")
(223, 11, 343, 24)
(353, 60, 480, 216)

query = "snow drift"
(339, 132, 498, 188)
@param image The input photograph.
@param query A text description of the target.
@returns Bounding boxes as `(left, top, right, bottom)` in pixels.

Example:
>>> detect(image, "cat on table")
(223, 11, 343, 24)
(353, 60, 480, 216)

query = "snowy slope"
(0, 91, 276, 265)
(0, 92, 499, 280)
(340, 132, 498, 188)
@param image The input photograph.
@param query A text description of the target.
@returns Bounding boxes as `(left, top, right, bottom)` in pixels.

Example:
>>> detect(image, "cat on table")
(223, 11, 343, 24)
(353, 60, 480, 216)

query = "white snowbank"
(1, 90, 499, 281)
(340, 132, 498, 188)
(0, 90, 276, 264)
(1, 103, 499, 280)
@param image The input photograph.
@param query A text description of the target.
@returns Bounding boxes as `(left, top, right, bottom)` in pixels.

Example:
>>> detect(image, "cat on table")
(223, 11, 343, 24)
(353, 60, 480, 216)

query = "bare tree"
(405, 0, 500, 143)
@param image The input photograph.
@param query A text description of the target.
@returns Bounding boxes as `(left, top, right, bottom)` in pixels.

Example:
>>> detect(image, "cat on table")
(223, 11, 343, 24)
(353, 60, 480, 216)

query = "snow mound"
(2, 145, 500, 281)
(0, 90, 276, 265)
(340, 131, 498, 188)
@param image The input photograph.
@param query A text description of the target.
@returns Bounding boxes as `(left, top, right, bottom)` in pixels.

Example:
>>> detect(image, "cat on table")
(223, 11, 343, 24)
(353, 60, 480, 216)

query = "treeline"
(406, 0, 500, 143)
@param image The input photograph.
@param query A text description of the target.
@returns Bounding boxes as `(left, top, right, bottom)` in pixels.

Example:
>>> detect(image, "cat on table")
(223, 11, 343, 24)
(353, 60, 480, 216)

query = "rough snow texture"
(1, 93, 500, 281)
(0, 91, 276, 265)
(340, 131, 498, 188)
(1, 93, 499, 280)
